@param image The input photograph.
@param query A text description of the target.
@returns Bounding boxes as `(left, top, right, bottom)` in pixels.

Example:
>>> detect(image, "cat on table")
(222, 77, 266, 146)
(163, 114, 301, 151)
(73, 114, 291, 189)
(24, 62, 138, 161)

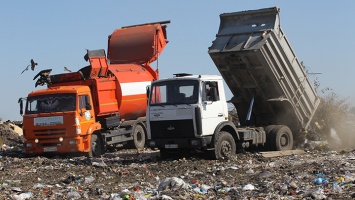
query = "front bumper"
(148, 136, 213, 150)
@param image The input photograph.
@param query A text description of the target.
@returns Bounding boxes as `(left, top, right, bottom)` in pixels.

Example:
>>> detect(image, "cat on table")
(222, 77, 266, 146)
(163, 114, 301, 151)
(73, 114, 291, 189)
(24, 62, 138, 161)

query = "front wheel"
(88, 134, 104, 157)
(132, 124, 146, 150)
(210, 131, 236, 160)
(269, 125, 293, 151)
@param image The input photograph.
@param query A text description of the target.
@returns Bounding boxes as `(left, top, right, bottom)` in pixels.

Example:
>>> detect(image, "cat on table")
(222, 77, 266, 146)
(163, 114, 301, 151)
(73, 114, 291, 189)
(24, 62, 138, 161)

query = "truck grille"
(150, 119, 195, 139)
(33, 128, 66, 137)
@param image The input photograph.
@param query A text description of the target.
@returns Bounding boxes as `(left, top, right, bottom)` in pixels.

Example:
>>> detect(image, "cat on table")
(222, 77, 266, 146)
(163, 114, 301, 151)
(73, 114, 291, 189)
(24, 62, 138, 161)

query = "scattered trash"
(242, 184, 255, 191)
(0, 117, 354, 199)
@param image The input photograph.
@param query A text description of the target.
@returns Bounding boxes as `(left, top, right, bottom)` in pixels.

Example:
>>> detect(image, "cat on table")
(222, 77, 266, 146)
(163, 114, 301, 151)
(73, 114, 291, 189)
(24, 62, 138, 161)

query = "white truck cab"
(147, 74, 239, 159)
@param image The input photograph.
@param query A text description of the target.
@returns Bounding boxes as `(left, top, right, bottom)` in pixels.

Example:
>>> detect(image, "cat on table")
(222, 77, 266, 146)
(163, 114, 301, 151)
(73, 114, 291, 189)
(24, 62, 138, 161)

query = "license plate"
(165, 144, 178, 149)
(44, 147, 57, 152)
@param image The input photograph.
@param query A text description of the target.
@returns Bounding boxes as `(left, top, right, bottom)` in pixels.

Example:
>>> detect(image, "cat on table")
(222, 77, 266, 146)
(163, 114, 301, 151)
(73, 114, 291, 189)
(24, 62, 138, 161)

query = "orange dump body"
(50, 22, 169, 120)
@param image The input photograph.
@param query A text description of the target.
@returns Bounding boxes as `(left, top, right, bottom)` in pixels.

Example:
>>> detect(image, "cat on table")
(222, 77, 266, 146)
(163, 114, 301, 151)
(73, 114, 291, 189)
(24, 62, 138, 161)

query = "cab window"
(79, 95, 91, 110)
(204, 81, 219, 101)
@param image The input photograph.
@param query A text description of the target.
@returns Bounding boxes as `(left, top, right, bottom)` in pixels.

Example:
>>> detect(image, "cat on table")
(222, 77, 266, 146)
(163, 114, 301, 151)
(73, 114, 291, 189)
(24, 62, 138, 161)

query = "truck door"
(78, 94, 94, 134)
(201, 81, 225, 135)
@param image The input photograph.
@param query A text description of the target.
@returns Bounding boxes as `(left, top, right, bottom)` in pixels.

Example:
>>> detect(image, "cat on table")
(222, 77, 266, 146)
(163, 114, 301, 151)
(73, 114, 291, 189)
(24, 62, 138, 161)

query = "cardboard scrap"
(260, 150, 306, 158)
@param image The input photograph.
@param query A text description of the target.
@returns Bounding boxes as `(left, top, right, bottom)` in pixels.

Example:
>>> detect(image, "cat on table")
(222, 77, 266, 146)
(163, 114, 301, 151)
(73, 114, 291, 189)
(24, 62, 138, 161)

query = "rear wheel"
(89, 134, 104, 157)
(269, 125, 293, 151)
(264, 125, 276, 150)
(210, 131, 236, 160)
(132, 124, 146, 150)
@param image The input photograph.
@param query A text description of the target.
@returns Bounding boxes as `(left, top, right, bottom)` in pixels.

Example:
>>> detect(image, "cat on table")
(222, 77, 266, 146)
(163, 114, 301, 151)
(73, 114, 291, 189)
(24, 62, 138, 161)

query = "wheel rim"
(134, 125, 145, 149)
(136, 131, 142, 142)
(221, 141, 232, 157)
(280, 133, 289, 147)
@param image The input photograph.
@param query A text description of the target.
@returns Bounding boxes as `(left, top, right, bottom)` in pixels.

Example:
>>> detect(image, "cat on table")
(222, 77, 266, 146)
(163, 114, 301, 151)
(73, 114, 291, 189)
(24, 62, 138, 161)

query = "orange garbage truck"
(19, 21, 169, 157)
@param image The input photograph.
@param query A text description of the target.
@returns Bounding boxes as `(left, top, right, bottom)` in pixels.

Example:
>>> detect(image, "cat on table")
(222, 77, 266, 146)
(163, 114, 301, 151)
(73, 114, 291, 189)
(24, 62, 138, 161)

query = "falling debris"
(21, 59, 38, 74)
(64, 66, 72, 72)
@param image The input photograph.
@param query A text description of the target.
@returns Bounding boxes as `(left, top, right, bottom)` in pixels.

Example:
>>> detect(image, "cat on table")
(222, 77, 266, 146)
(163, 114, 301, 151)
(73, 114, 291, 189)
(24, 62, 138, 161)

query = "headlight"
(59, 137, 63, 142)
(34, 139, 39, 143)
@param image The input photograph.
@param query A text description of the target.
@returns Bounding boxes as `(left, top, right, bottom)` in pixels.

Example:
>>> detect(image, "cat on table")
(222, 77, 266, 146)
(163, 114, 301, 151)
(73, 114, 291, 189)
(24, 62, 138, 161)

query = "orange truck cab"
(20, 21, 169, 157)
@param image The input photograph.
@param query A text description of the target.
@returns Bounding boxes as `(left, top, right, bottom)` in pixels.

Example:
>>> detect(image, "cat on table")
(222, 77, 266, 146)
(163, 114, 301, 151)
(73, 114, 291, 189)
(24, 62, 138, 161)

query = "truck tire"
(210, 131, 236, 160)
(269, 125, 293, 151)
(133, 124, 146, 150)
(264, 125, 276, 150)
(89, 134, 104, 158)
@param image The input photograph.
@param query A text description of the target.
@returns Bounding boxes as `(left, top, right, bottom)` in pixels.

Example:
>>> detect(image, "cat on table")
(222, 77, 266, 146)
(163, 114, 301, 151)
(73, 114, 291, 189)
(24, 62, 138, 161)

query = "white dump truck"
(146, 7, 320, 159)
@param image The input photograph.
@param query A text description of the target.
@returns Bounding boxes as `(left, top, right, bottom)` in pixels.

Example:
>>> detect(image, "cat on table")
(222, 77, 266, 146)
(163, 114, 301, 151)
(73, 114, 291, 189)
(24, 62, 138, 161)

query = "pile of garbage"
(0, 118, 355, 199)
(0, 119, 24, 152)
(0, 149, 354, 199)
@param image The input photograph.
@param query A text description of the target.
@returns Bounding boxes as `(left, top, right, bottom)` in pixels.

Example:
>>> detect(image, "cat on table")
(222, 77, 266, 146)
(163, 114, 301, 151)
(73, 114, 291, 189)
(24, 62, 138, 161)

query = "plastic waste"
(310, 188, 326, 199)
(110, 193, 121, 200)
(158, 178, 172, 191)
(243, 184, 255, 191)
(170, 177, 190, 190)
(92, 161, 107, 167)
(193, 187, 207, 194)
(134, 190, 147, 200)
(289, 181, 298, 189)
(258, 170, 274, 179)
(32, 183, 43, 188)
(217, 187, 231, 194)
(12, 192, 33, 200)
(332, 182, 343, 193)
(66, 190, 81, 199)
(314, 177, 329, 185)
(84, 176, 95, 184)
(158, 177, 190, 191)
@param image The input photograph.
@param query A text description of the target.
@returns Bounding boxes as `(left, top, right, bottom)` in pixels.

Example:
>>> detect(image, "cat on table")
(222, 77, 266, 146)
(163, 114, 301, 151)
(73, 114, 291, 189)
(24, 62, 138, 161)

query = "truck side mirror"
(18, 98, 23, 116)
(146, 86, 150, 98)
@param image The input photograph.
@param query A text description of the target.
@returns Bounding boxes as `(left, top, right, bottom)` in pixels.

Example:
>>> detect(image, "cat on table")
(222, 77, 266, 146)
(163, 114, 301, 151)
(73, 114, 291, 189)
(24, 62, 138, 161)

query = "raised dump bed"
(208, 7, 320, 133)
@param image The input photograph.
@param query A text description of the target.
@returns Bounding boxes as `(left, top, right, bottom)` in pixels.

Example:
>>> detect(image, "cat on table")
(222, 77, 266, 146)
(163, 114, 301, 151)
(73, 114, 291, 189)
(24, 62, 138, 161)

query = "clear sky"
(1, 1, 354, 121)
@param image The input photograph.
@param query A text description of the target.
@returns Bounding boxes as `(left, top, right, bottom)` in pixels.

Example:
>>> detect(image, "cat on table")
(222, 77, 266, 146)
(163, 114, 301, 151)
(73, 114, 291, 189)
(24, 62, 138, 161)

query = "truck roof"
(28, 85, 90, 97)
(154, 74, 222, 83)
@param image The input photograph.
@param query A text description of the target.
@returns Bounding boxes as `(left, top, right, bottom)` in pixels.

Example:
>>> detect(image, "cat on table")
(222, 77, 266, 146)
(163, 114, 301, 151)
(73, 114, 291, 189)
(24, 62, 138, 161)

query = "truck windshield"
(25, 93, 76, 114)
(150, 80, 199, 105)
